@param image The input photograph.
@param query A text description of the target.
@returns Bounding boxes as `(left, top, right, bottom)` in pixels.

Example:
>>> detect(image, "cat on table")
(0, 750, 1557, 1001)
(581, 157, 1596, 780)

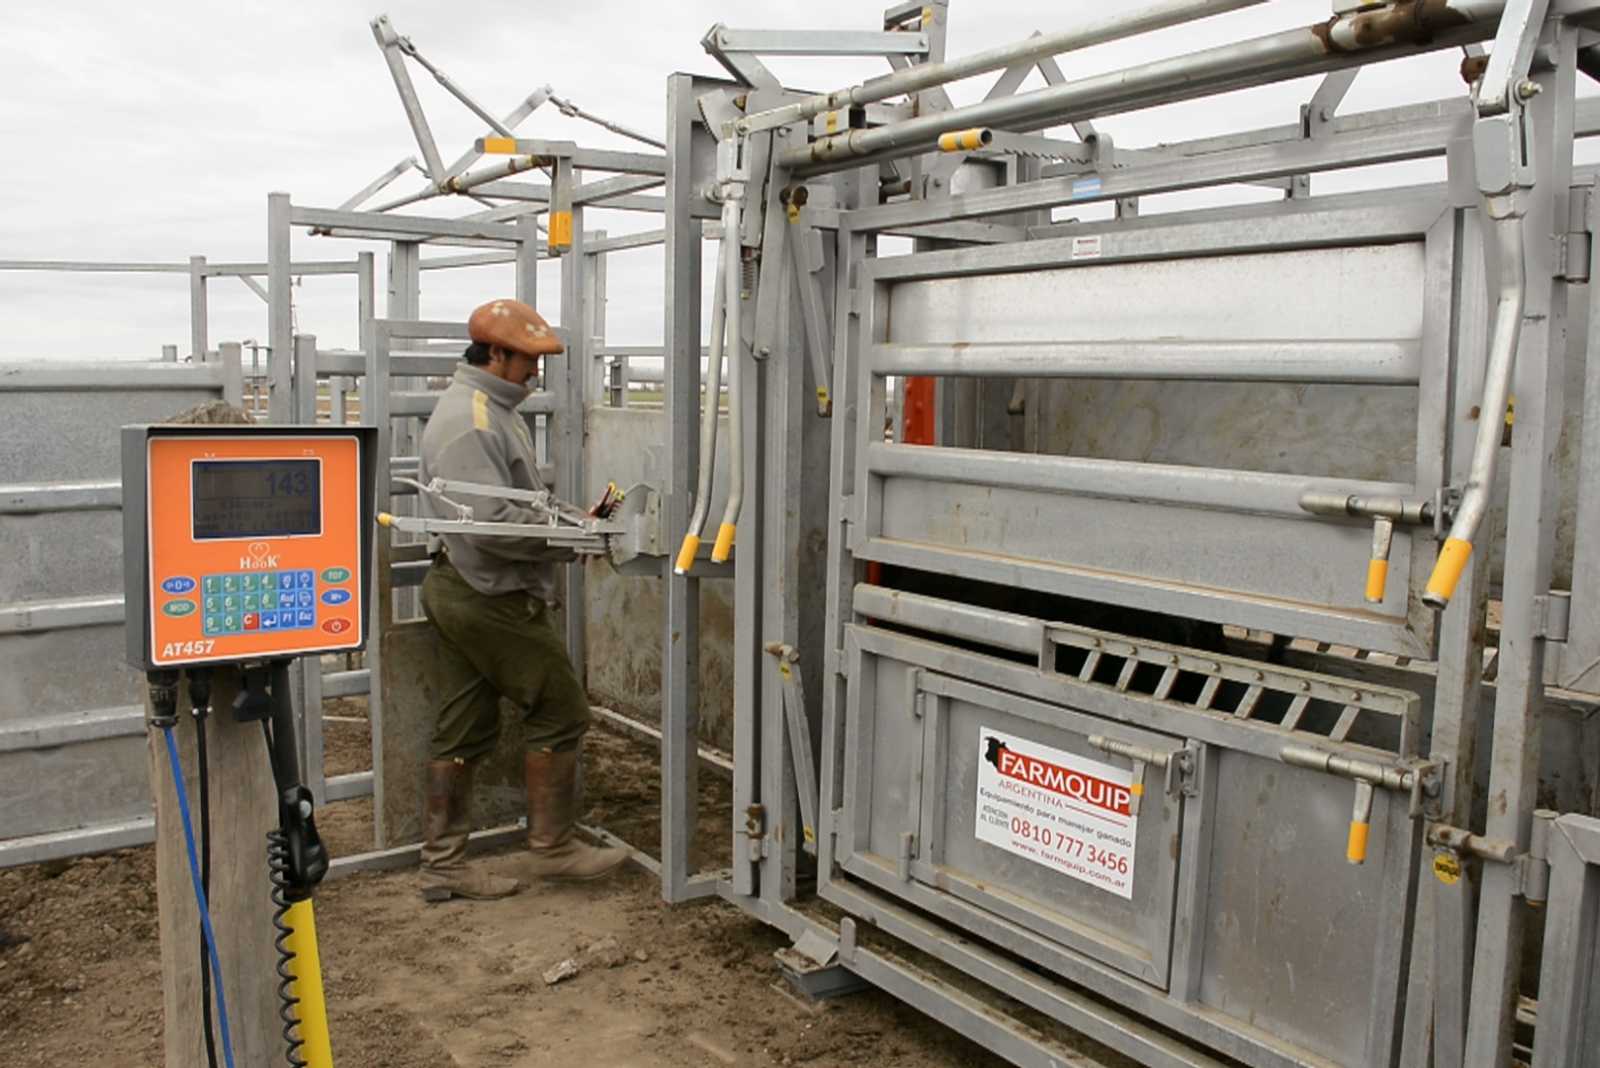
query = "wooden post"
(148, 668, 282, 1066)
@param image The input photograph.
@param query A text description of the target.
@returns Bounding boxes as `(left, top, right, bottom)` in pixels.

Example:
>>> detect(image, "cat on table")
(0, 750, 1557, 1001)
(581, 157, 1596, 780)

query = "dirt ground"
(0, 700, 1009, 1068)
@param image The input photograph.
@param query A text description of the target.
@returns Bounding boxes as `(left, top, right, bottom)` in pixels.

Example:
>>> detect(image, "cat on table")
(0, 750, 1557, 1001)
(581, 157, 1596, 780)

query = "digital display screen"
(191, 460, 322, 540)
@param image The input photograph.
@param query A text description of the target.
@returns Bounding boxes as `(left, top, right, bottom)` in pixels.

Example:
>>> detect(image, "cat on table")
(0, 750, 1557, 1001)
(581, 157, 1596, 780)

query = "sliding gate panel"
(852, 199, 1455, 657)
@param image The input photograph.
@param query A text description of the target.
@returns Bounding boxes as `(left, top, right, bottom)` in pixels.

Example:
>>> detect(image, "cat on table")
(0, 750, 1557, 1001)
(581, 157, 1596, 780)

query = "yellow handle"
(284, 899, 334, 1068)
(710, 522, 736, 563)
(937, 128, 989, 152)
(1347, 821, 1370, 865)
(1424, 537, 1473, 607)
(376, 512, 394, 528)
(673, 534, 700, 575)
(482, 136, 517, 154)
(1364, 558, 1390, 605)
(548, 211, 574, 250)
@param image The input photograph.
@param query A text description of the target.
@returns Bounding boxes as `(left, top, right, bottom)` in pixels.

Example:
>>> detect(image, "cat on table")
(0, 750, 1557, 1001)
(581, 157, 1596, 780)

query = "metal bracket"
(744, 804, 768, 864)
(1559, 228, 1593, 281)
(1533, 592, 1572, 641)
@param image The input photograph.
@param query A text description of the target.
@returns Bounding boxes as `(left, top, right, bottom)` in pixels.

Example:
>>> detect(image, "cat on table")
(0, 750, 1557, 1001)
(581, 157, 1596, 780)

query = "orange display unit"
(122, 425, 377, 670)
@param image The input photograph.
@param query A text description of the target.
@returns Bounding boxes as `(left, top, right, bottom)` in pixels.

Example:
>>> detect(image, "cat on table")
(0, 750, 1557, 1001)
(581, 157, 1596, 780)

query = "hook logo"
(240, 541, 280, 570)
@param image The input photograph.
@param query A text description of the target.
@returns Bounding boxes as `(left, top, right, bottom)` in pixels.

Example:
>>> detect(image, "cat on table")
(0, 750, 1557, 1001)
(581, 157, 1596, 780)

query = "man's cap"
(467, 298, 564, 358)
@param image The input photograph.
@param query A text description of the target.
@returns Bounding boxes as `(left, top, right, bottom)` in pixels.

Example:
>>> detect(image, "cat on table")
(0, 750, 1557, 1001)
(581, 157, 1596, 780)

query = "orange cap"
(467, 298, 564, 358)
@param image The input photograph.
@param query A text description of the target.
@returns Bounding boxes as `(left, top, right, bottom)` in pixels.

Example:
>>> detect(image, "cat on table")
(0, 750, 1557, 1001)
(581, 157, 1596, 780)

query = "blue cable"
(162, 725, 239, 1068)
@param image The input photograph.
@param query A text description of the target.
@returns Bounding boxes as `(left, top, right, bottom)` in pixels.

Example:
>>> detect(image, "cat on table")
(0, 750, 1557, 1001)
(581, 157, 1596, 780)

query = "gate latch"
(1086, 736, 1197, 817)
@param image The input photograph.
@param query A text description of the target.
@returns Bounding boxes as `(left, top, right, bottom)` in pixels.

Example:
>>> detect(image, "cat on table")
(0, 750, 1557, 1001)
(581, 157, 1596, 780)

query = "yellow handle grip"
(673, 534, 700, 575)
(710, 522, 736, 563)
(937, 128, 990, 152)
(376, 512, 394, 528)
(284, 899, 334, 1068)
(1424, 537, 1473, 607)
(1347, 821, 1370, 865)
(1364, 558, 1390, 605)
(482, 136, 518, 154)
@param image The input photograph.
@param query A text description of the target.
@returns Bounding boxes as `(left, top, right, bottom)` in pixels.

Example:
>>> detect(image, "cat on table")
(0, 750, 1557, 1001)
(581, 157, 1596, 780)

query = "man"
(416, 297, 626, 902)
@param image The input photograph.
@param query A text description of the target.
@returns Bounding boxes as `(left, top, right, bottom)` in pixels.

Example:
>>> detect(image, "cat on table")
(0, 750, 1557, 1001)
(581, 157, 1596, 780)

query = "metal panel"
(856, 204, 1450, 656)
(1531, 813, 1600, 1068)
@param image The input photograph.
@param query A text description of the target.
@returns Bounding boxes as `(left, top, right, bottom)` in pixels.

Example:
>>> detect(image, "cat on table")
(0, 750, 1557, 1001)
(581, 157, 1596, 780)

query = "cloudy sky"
(2, 1, 1591, 361)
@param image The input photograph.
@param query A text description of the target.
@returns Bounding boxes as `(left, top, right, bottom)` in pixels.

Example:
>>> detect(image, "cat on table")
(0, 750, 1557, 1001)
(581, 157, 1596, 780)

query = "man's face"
(485, 346, 539, 388)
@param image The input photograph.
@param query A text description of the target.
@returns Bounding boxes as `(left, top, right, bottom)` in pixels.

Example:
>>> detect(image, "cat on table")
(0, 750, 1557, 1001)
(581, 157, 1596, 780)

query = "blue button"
(278, 609, 297, 628)
(278, 573, 296, 591)
(260, 613, 278, 630)
(161, 576, 196, 596)
(321, 589, 351, 606)
(295, 589, 313, 608)
(203, 576, 221, 594)
(297, 570, 315, 589)
(296, 609, 315, 628)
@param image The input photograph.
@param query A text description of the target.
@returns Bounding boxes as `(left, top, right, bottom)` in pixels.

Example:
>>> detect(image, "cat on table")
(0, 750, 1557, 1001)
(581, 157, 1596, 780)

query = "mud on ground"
(0, 709, 1005, 1067)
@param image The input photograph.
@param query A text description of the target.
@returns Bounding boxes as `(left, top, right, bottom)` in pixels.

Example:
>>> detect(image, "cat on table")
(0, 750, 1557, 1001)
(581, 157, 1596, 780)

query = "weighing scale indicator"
(135, 432, 368, 668)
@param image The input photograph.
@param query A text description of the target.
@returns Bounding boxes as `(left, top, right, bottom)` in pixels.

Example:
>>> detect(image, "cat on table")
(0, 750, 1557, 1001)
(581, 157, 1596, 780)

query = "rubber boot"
(523, 748, 628, 881)
(420, 759, 521, 902)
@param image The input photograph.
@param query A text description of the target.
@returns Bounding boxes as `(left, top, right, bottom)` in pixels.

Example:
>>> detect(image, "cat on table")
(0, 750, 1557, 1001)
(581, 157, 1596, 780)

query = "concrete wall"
(582, 405, 737, 748)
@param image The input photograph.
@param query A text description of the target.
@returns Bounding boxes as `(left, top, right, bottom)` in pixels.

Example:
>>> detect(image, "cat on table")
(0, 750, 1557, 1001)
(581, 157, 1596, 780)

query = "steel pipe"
(736, 0, 1271, 136)
(674, 236, 731, 574)
(710, 194, 745, 564)
(776, 0, 1508, 174)
(1424, 200, 1525, 608)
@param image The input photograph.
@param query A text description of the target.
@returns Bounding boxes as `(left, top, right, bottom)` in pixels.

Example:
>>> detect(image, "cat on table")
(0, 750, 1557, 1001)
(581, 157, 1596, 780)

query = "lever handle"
(1347, 780, 1375, 865)
(1365, 517, 1395, 605)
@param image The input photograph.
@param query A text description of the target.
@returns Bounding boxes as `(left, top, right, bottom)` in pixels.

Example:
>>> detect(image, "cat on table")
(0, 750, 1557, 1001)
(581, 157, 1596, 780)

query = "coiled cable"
(268, 830, 308, 1067)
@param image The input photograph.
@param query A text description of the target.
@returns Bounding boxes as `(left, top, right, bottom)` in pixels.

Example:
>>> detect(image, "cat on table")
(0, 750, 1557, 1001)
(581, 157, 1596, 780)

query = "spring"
(267, 830, 307, 1068)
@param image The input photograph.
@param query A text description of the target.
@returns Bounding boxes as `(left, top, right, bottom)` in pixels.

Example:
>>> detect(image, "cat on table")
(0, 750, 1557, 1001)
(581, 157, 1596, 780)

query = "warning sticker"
(975, 727, 1138, 899)
(1070, 235, 1102, 260)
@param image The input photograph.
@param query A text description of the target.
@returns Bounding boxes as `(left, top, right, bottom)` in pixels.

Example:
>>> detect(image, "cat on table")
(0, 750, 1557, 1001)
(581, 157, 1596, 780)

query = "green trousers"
(419, 556, 590, 762)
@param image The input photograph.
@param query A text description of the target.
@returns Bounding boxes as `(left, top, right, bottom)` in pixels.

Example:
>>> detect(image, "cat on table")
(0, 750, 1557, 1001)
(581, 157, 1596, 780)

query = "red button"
(243, 613, 259, 631)
(322, 618, 350, 635)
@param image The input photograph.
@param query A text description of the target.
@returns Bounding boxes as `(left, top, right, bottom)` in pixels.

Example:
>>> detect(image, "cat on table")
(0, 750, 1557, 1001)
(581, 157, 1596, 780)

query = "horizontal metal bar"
(576, 822, 662, 875)
(322, 669, 371, 698)
(574, 174, 665, 206)
(852, 584, 1042, 655)
(0, 259, 190, 273)
(307, 228, 515, 250)
(291, 205, 521, 243)
(325, 771, 374, 802)
(388, 391, 444, 417)
(871, 339, 1421, 385)
(0, 363, 226, 392)
(391, 559, 430, 587)
(0, 705, 144, 753)
(849, 104, 1474, 230)
(0, 480, 121, 513)
(376, 318, 471, 341)
(203, 260, 363, 277)
(867, 443, 1411, 519)
(0, 817, 154, 870)
(478, 139, 668, 176)
(586, 229, 666, 254)
(317, 352, 460, 377)
(591, 706, 735, 778)
(712, 28, 930, 56)
(417, 251, 518, 271)
(0, 596, 125, 634)
(326, 822, 524, 879)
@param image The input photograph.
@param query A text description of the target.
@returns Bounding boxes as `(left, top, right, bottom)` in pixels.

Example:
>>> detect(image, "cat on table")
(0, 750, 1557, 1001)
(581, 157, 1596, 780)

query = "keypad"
(200, 570, 325, 635)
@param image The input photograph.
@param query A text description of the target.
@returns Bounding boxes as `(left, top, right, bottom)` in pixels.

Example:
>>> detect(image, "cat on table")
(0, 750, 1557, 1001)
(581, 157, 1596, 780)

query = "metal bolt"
(298, 799, 314, 818)
(1518, 79, 1543, 100)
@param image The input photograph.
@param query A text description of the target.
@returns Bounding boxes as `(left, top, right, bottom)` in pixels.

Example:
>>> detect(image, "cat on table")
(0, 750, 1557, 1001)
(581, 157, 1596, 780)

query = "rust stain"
(1316, 0, 1473, 54)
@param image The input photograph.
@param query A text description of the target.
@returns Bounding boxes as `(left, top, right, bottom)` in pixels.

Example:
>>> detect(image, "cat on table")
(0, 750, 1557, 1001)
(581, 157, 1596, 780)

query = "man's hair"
(463, 341, 493, 365)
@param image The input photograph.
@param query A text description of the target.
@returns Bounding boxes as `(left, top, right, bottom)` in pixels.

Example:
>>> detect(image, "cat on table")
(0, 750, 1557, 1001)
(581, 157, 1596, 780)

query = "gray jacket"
(418, 364, 573, 599)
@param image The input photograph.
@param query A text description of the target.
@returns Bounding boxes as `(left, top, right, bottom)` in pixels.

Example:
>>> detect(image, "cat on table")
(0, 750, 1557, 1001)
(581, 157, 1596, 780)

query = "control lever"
(1298, 492, 1441, 607)
(1280, 744, 1437, 866)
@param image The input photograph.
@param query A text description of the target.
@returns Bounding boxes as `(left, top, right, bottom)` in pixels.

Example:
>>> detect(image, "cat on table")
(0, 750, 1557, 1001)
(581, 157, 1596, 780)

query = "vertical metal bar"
(218, 341, 244, 408)
(365, 321, 393, 848)
(514, 216, 539, 306)
(1530, 817, 1600, 1068)
(558, 181, 588, 680)
(188, 255, 208, 362)
(357, 252, 376, 360)
(589, 233, 608, 404)
(1558, 185, 1600, 690)
(1465, 33, 1578, 1065)
(370, 16, 447, 183)
(661, 74, 705, 902)
(266, 194, 293, 425)
(386, 242, 422, 621)
(161, 344, 178, 363)
(293, 334, 327, 805)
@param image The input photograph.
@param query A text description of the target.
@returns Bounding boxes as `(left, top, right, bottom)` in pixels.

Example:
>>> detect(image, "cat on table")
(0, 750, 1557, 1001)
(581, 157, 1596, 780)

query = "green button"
(322, 567, 351, 584)
(244, 594, 260, 612)
(242, 574, 259, 592)
(261, 591, 277, 610)
(162, 600, 196, 618)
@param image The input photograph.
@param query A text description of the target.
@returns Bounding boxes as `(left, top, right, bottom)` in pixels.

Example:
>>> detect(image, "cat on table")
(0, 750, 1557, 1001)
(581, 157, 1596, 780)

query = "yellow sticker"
(778, 661, 792, 679)
(825, 110, 839, 134)
(786, 202, 801, 223)
(1433, 851, 1462, 886)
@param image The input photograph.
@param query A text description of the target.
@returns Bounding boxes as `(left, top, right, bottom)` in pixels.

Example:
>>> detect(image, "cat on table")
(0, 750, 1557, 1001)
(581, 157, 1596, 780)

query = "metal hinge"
(896, 831, 917, 881)
(744, 804, 768, 863)
(1533, 592, 1571, 642)
(1559, 230, 1592, 282)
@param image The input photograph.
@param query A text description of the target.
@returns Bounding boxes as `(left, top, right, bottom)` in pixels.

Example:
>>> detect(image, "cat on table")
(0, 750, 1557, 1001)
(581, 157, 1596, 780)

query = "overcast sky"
(2, 1, 1592, 361)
